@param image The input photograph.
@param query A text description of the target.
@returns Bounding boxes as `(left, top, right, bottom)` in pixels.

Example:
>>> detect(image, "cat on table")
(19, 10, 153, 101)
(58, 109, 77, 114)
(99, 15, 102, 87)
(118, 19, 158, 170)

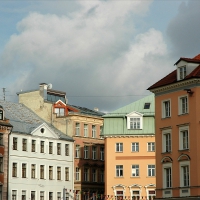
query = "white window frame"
(116, 165, 123, 177)
(179, 126, 189, 150)
(180, 161, 190, 187)
(55, 107, 65, 117)
(147, 142, 155, 152)
(162, 129, 172, 153)
(92, 125, 96, 138)
(75, 167, 80, 181)
(126, 111, 143, 130)
(163, 163, 172, 189)
(84, 146, 89, 159)
(100, 147, 104, 160)
(131, 165, 139, 177)
(179, 95, 188, 115)
(131, 190, 140, 200)
(75, 123, 80, 136)
(132, 142, 139, 152)
(148, 165, 155, 177)
(92, 146, 97, 160)
(84, 124, 88, 137)
(179, 65, 186, 80)
(116, 143, 123, 152)
(84, 168, 89, 181)
(75, 145, 80, 158)
(162, 99, 171, 118)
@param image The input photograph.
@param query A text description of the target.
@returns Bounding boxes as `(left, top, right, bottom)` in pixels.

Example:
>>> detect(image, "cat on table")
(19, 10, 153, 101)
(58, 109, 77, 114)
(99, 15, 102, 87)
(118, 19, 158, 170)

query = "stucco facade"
(148, 54, 200, 199)
(103, 95, 156, 200)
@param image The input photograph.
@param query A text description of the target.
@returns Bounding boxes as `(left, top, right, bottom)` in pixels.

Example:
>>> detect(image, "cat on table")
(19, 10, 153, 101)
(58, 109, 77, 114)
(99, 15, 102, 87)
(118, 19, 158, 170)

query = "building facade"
(0, 106, 12, 200)
(102, 95, 156, 200)
(0, 100, 74, 200)
(148, 54, 200, 199)
(17, 83, 105, 199)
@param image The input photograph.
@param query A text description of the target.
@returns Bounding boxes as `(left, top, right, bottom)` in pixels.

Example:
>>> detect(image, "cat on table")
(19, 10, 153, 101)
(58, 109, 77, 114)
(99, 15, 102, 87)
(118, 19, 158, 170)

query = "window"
(40, 165, 44, 179)
(49, 166, 53, 180)
(116, 143, 123, 152)
(84, 168, 89, 181)
(162, 130, 171, 153)
(12, 163, 17, 177)
(40, 141, 44, 153)
(144, 103, 151, 109)
(12, 190, 17, 200)
(180, 161, 190, 187)
(40, 191, 44, 200)
(100, 147, 104, 160)
(75, 145, 80, 158)
(75, 123, 80, 136)
(132, 142, 139, 152)
(132, 190, 140, 200)
(22, 139, 27, 151)
(32, 140, 36, 152)
(57, 143, 61, 155)
(92, 146, 97, 160)
(22, 190, 26, 200)
(84, 146, 89, 159)
(179, 127, 189, 150)
(116, 191, 123, 199)
(84, 124, 88, 137)
(179, 96, 188, 114)
(132, 165, 139, 177)
(22, 163, 26, 178)
(75, 193, 80, 200)
(75, 167, 80, 181)
(148, 142, 155, 152)
(148, 165, 155, 176)
(130, 118, 141, 129)
(116, 165, 123, 177)
(65, 144, 69, 156)
(92, 125, 96, 138)
(65, 167, 69, 181)
(92, 169, 97, 182)
(31, 164, 36, 178)
(100, 169, 104, 182)
(13, 137, 17, 150)
(147, 190, 156, 200)
(49, 192, 53, 200)
(0, 134, 3, 145)
(0, 157, 3, 172)
(100, 126, 103, 135)
(57, 192, 61, 200)
(31, 191, 35, 200)
(49, 142, 53, 154)
(179, 66, 186, 80)
(57, 167, 61, 180)
(65, 192, 69, 200)
(55, 108, 65, 117)
(162, 100, 171, 118)
(163, 164, 172, 188)
(0, 110, 3, 120)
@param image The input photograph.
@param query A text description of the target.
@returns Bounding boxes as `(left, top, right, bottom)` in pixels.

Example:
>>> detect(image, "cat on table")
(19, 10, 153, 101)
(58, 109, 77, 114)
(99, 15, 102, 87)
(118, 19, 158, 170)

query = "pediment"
(31, 123, 59, 139)
(126, 111, 143, 118)
(55, 100, 66, 107)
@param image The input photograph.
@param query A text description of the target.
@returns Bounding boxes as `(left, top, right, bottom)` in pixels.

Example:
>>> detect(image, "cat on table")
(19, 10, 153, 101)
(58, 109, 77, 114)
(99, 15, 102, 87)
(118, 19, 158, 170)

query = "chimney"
(39, 83, 48, 100)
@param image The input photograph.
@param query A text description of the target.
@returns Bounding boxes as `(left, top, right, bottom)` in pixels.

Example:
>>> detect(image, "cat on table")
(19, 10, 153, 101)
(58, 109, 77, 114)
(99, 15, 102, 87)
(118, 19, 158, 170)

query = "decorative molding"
(176, 123, 190, 127)
(159, 126, 172, 130)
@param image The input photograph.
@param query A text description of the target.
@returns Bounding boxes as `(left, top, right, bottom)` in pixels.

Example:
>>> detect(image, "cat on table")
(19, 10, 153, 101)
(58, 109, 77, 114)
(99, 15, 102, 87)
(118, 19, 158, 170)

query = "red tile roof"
(148, 65, 200, 90)
(174, 54, 200, 65)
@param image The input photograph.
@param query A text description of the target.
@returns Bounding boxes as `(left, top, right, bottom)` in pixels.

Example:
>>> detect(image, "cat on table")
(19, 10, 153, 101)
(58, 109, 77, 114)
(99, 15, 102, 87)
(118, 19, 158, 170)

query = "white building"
(0, 100, 74, 200)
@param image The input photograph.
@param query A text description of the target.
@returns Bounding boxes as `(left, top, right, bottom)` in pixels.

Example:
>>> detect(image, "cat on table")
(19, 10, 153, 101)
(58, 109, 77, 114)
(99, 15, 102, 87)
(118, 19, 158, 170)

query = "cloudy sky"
(0, 0, 199, 112)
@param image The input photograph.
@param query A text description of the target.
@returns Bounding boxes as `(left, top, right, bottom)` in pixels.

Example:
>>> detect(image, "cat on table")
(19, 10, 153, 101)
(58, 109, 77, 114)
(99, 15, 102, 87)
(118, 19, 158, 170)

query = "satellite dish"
(47, 83, 52, 89)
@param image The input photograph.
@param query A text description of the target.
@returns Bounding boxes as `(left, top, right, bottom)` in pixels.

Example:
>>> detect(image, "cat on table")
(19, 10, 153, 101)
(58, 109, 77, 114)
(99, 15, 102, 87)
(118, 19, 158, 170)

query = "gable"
(55, 100, 66, 107)
(126, 111, 143, 117)
(31, 123, 59, 139)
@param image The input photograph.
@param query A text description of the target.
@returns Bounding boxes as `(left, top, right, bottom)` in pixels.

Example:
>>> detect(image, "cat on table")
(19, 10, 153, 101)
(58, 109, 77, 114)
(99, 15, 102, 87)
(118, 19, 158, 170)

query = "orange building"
(102, 95, 156, 200)
(148, 54, 200, 199)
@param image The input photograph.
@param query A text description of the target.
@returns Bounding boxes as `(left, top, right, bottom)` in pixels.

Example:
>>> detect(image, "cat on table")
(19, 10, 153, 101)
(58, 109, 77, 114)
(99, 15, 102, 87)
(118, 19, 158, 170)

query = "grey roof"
(68, 104, 105, 117)
(0, 100, 73, 141)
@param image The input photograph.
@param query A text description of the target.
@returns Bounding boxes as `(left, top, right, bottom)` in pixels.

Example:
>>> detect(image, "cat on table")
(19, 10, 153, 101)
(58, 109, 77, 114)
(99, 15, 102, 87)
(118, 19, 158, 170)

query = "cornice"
(149, 78, 200, 94)
(103, 134, 155, 138)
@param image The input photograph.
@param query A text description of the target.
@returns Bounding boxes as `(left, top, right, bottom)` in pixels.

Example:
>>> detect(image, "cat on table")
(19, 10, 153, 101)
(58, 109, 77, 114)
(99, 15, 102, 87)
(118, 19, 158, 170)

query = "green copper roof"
(102, 94, 155, 136)
(104, 94, 155, 117)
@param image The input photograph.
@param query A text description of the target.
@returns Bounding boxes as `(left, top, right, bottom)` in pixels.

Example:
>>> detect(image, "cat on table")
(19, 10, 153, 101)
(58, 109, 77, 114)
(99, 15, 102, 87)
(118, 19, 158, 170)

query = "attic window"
(144, 103, 151, 109)
(179, 66, 186, 80)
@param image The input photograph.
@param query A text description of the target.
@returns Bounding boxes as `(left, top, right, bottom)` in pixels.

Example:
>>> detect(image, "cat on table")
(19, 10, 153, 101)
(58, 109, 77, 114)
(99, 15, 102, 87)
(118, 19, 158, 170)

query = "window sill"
(115, 177, 124, 178)
(178, 149, 189, 152)
(162, 151, 172, 154)
(131, 151, 139, 153)
(161, 117, 171, 119)
(178, 113, 189, 116)
(130, 176, 140, 178)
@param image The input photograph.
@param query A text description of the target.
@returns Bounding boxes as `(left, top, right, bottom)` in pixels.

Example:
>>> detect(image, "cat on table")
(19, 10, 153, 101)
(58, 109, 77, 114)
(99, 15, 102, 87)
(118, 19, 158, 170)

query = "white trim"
(179, 126, 189, 150)
(161, 99, 171, 118)
(126, 111, 143, 130)
(162, 129, 172, 153)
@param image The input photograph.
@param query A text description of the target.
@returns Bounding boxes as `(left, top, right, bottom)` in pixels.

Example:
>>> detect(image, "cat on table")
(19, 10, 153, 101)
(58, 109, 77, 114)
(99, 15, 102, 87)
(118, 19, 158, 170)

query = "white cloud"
(0, 0, 173, 111)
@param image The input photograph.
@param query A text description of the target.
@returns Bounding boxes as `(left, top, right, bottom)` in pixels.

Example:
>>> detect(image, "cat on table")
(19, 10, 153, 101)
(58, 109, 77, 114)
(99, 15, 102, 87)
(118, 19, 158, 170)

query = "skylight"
(144, 103, 151, 109)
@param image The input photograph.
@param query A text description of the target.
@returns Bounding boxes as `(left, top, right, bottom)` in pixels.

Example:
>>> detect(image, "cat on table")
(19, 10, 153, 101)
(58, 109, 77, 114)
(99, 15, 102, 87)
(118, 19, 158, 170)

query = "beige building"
(17, 83, 105, 199)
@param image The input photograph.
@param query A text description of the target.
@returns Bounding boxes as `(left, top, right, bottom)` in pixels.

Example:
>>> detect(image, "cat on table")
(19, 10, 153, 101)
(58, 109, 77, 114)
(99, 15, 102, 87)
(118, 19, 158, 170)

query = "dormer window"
(179, 66, 186, 80)
(126, 111, 143, 130)
(144, 103, 151, 109)
(0, 110, 3, 120)
(55, 108, 65, 117)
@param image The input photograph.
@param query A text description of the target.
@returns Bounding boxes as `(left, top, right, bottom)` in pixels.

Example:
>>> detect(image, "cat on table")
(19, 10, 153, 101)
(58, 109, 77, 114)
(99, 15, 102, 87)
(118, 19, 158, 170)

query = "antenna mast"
(2, 88, 5, 101)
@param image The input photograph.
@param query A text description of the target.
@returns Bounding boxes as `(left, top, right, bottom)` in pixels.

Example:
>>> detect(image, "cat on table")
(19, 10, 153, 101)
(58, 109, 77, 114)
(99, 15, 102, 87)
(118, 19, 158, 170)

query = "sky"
(0, 0, 199, 113)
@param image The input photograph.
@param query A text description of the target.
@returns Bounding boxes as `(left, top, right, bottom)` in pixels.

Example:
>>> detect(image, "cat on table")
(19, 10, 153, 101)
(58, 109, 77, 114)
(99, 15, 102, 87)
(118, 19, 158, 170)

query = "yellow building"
(102, 95, 156, 200)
